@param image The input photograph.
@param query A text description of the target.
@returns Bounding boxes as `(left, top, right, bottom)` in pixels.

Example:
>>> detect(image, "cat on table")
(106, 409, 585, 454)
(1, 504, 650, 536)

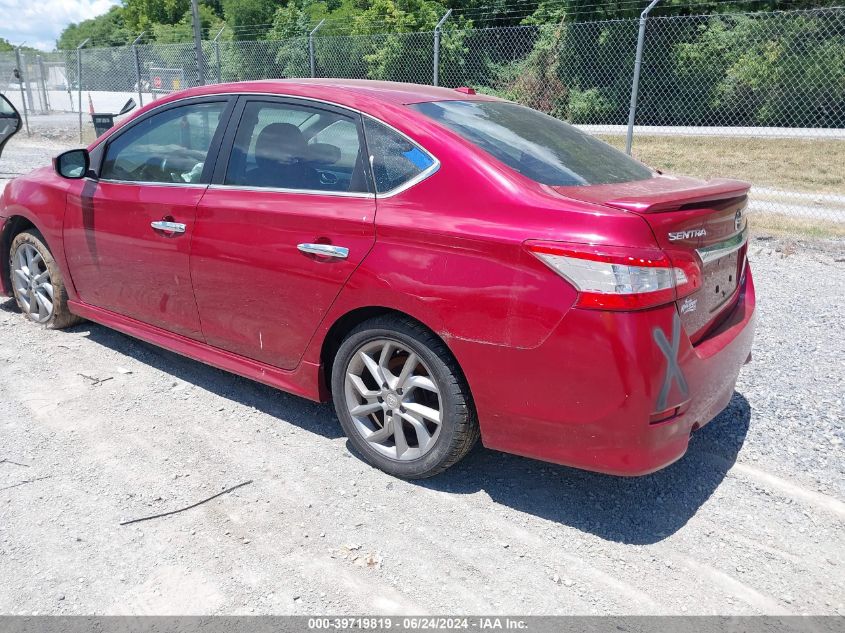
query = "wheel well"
(320, 307, 396, 386)
(319, 306, 469, 399)
(0, 216, 36, 293)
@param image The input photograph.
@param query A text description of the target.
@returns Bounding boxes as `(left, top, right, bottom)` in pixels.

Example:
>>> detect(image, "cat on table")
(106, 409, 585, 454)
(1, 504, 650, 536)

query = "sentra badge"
(668, 228, 707, 241)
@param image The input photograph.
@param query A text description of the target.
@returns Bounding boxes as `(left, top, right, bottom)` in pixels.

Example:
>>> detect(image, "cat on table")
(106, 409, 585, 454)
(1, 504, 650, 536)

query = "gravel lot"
(0, 135, 844, 616)
(0, 136, 66, 188)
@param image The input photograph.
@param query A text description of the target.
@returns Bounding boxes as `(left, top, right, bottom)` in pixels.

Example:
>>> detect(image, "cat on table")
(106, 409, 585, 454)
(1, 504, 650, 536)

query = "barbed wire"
(453, 0, 840, 24)
(59, 3, 845, 48)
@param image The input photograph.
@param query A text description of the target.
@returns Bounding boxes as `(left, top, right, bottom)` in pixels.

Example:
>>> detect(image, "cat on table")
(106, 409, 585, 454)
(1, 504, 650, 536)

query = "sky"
(0, 0, 120, 51)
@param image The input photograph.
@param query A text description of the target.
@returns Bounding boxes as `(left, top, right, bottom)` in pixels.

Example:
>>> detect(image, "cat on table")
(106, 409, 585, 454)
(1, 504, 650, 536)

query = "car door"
(191, 96, 376, 370)
(62, 97, 233, 339)
(0, 93, 22, 160)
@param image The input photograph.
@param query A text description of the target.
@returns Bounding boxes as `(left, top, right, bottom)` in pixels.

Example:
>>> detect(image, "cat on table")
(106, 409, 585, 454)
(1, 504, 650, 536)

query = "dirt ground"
(0, 135, 843, 617)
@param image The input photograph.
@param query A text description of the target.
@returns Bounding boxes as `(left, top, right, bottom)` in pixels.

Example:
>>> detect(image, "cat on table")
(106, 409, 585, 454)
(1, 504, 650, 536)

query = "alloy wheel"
(344, 339, 443, 461)
(11, 243, 54, 323)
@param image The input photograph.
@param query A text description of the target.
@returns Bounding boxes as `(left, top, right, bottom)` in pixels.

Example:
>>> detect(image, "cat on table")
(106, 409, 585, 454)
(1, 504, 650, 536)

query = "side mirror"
(0, 93, 22, 160)
(54, 149, 91, 180)
(118, 98, 137, 116)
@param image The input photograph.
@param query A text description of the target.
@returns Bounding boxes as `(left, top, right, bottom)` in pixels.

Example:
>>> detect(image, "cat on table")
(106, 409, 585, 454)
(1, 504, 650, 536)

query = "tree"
(57, 5, 134, 49)
(152, 4, 225, 43)
(267, 2, 311, 40)
(349, 0, 471, 83)
(124, 0, 191, 33)
(222, 0, 279, 39)
(55, 0, 225, 48)
(266, 2, 312, 77)
(296, 0, 361, 35)
(353, 0, 444, 33)
(670, 13, 845, 127)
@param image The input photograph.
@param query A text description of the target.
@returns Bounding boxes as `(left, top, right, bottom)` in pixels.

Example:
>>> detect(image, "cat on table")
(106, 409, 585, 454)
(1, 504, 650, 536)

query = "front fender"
(0, 170, 76, 299)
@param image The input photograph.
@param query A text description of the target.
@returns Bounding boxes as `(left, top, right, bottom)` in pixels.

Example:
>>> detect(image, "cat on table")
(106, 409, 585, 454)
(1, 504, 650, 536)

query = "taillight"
(526, 241, 701, 311)
(665, 249, 702, 300)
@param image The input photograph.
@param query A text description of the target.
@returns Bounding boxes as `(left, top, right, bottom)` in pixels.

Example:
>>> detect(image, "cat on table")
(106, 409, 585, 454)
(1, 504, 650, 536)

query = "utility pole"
(191, 0, 206, 86)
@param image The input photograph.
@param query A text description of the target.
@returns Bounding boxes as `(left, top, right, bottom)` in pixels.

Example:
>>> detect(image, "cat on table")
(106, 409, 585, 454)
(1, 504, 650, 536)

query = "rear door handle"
(151, 220, 186, 234)
(297, 243, 349, 259)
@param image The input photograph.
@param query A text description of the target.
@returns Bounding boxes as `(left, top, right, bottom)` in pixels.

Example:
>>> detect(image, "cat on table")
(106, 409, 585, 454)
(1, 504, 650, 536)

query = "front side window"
(410, 100, 653, 187)
(100, 101, 226, 184)
(225, 101, 370, 194)
(363, 118, 436, 194)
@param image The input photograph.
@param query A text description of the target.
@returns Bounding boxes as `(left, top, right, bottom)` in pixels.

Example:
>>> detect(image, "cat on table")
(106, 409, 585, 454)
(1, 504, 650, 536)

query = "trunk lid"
(553, 175, 750, 342)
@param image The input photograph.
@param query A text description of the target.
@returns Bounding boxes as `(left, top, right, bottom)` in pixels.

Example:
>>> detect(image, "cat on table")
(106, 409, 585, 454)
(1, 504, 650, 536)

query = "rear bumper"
(453, 267, 756, 476)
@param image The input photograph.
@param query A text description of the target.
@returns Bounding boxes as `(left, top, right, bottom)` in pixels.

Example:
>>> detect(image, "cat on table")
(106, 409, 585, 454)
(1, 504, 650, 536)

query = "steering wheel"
(135, 157, 170, 182)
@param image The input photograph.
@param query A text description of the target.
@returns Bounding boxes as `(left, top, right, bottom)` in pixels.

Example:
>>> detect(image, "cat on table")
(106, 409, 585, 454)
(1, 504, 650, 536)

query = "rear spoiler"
(602, 179, 751, 214)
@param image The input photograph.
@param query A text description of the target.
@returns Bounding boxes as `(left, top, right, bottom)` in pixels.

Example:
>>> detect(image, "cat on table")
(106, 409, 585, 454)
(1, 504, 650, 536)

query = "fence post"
(309, 20, 325, 78)
(433, 9, 452, 87)
(625, 0, 660, 155)
(33, 55, 43, 112)
(20, 52, 37, 116)
(13, 45, 30, 136)
(191, 0, 206, 86)
(37, 54, 50, 113)
(132, 33, 145, 107)
(213, 27, 225, 84)
(76, 38, 89, 144)
(31, 53, 44, 113)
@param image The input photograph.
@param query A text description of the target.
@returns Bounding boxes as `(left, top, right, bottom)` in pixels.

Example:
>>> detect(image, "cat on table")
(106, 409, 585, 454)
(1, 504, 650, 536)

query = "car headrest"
(307, 142, 341, 165)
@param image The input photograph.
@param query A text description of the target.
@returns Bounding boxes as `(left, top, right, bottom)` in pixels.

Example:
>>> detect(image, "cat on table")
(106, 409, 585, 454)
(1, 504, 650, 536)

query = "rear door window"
(224, 100, 370, 194)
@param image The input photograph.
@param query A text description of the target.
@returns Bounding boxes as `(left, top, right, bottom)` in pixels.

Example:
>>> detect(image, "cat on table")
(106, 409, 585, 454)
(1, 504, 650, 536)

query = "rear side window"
(411, 100, 653, 187)
(225, 101, 370, 194)
(311, 120, 362, 172)
(363, 118, 436, 194)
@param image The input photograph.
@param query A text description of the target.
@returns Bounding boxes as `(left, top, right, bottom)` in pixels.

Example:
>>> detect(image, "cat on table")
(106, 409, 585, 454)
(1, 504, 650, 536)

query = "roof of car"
(167, 79, 499, 108)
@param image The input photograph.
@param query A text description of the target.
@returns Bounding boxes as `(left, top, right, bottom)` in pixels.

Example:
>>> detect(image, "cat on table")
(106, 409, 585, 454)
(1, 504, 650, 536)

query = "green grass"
(749, 212, 845, 239)
(599, 134, 845, 196)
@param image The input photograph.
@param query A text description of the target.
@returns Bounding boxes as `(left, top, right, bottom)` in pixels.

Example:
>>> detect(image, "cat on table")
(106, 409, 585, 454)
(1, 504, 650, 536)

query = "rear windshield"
(410, 100, 653, 187)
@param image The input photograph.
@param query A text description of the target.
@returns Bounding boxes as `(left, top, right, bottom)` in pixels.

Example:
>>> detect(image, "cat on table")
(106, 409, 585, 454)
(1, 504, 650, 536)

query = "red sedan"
(0, 80, 755, 478)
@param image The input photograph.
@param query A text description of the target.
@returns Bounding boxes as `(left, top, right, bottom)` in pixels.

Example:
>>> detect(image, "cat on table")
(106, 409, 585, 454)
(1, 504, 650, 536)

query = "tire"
(331, 315, 479, 479)
(9, 229, 82, 329)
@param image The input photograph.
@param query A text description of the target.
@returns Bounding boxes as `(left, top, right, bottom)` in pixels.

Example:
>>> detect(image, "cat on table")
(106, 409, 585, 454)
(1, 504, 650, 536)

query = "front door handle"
(298, 243, 349, 259)
(151, 220, 186, 234)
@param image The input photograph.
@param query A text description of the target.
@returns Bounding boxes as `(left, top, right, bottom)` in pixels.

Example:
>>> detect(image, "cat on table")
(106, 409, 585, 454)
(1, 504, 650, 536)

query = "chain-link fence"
(1, 7, 843, 226)
(629, 9, 845, 228)
(0, 49, 76, 119)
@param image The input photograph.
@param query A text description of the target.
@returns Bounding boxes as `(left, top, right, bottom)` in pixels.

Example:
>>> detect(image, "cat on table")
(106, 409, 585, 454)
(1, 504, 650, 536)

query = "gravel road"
(0, 136, 843, 617)
(0, 136, 64, 188)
